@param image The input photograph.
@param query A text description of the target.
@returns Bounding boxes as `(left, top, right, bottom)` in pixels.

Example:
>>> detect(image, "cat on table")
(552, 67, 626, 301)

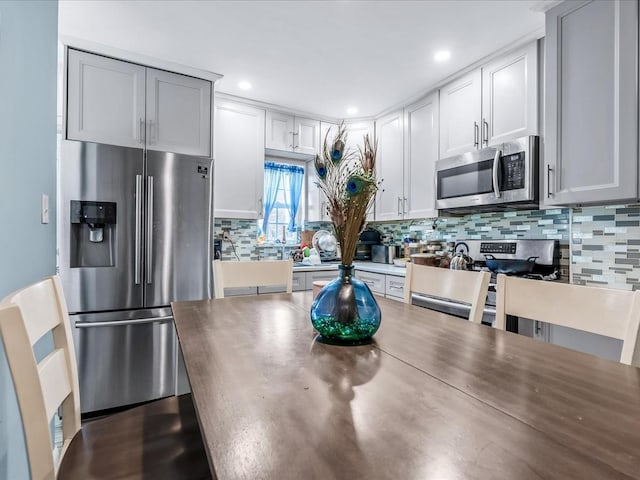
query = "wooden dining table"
(172, 292, 640, 480)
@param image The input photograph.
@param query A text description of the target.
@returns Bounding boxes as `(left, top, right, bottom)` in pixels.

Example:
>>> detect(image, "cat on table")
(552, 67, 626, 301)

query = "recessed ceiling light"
(434, 50, 451, 62)
(238, 81, 252, 90)
(346, 107, 358, 115)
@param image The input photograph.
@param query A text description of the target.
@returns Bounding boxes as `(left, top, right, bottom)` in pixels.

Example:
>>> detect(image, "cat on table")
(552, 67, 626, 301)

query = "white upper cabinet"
(439, 41, 538, 159)
(214, 101, 265, 219)
(481, 42, 538, 147)
(67, 49, 146, 148)
(146, 68, 211, 157)
(66, 49, 212, 157)
(404, 92, 439, 220)
(319, 121, 338, 154)
(266, 111, 320, 154)
(375, 111, 405, 221)
(344, 121, 375, 156)
(266, 111, 295, 151)
(294, 117, 321, 155)
(544, 0, 637, 205)
(373, 94, 439, 222)
(439, 70, 482, 158)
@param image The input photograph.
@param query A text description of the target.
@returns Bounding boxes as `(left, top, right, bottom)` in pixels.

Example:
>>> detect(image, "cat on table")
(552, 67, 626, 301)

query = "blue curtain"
(262, 162, 282, 235)
(261, 162, 305, 236)
(285, 165, 304, 232)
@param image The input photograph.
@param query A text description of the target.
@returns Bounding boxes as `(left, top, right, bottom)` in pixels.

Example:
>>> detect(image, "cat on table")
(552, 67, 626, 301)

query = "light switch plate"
(41, 194, 49, 224)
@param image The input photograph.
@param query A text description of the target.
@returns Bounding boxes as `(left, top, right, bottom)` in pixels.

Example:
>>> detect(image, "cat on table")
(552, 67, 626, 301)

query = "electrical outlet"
(222, 229, 231, 241)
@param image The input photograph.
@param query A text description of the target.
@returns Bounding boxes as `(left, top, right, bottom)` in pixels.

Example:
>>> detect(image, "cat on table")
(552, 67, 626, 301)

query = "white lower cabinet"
(292, 272, 306, 292)
(228, 271, 334, 295)
(355, 271, 386, 296)
(305, 270, 339, 290)
(385, 275, 406, 300)
(224, 287, 259, 297)
(223, 268, 406, 301)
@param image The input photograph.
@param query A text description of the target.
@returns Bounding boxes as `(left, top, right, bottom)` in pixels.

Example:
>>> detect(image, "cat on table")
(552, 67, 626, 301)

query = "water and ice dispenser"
(70, 201, 117, 267)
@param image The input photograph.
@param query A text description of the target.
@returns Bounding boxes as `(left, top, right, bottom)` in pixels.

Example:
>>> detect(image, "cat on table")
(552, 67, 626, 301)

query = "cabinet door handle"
(397, 197, 402, 215)
(482, 119, 489, 146)
(139, 118, 145, 144)
(547, 165, 553, 198)
(258, 197, 264, 218)
(403, 197, 408, 215)
(473, 122, 479, 148)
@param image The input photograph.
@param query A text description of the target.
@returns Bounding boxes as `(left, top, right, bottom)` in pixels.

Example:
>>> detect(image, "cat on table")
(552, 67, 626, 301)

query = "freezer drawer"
(72, 309, 177, 414)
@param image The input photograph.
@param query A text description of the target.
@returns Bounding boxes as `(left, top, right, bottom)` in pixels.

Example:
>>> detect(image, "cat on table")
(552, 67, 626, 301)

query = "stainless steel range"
(413, 239, 560, 334)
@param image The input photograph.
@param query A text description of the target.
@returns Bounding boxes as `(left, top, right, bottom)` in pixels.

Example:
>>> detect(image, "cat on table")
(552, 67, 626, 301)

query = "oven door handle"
(492, 149, 502, 199)
(411, 294, 496, 316)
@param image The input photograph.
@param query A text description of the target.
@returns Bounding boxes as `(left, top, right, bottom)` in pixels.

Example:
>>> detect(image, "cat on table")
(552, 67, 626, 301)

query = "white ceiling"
(58, 0, 550, 119)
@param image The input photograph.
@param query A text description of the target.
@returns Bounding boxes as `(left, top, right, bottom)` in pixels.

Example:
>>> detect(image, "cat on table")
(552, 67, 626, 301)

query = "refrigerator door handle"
(135, 175, 143, 284)
(75, 316, 173, 328)
(146, 176, 154, 284)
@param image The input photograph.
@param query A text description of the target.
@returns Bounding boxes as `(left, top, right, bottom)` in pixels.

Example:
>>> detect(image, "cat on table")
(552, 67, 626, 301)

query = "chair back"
(213, 259, 294, 298)
(495, 274, 640, 365)
(0, 276, 81, 479)
(404, 263, 491, 323)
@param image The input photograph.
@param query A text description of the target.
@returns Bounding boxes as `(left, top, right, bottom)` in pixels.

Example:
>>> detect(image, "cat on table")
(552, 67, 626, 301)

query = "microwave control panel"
(501, 152, 526, 191)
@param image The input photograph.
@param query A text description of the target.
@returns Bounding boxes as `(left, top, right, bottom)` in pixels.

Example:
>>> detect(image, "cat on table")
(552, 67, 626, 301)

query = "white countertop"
(292, 263, 339, 272)
(292, 261, 407, 277)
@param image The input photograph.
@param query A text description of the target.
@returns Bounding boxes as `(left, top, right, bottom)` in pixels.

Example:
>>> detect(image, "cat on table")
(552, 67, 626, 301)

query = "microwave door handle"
(492, 150, 501, 198)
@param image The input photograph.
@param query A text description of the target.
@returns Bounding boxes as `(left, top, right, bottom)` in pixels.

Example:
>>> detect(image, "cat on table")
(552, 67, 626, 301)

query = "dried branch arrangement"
(314, 123, 378, 265)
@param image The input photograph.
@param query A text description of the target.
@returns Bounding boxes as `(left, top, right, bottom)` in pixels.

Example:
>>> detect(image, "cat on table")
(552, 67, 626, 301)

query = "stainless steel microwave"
(435, 136, 539, 215)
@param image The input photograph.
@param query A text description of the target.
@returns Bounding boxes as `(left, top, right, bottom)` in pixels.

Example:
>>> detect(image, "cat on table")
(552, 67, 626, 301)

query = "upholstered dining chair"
(403, 263, 491, 323)
(0, 276, 211, 479)
(213, 258, 293, 299)
(495, 274, 640, 366)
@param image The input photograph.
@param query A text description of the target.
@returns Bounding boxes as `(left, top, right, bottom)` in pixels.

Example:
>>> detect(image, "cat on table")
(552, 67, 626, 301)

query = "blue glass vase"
(310, 265, 381, 344)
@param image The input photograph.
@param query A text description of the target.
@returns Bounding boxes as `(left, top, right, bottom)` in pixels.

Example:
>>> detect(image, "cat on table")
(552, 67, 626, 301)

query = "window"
(258, 161, 305, 244)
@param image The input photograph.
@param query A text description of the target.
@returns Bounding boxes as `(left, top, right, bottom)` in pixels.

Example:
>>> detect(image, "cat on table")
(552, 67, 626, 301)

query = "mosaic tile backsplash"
(571, 205, 640, 291)
(216, 205, 640, 290)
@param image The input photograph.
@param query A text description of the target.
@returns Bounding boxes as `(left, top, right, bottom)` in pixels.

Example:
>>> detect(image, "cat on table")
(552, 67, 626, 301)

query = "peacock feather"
(314, 154, 327, 179)
(331, 139, 345, 163)
(314, 121, 378, 265)
(345, 174, 374, 198)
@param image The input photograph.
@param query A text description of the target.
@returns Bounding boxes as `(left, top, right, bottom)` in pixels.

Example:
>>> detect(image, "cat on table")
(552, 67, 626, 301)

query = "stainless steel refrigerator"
(58, 140, 212, 413)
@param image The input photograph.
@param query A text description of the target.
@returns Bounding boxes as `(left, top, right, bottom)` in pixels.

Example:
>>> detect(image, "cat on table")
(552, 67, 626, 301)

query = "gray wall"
(0, 1, 59, 478)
